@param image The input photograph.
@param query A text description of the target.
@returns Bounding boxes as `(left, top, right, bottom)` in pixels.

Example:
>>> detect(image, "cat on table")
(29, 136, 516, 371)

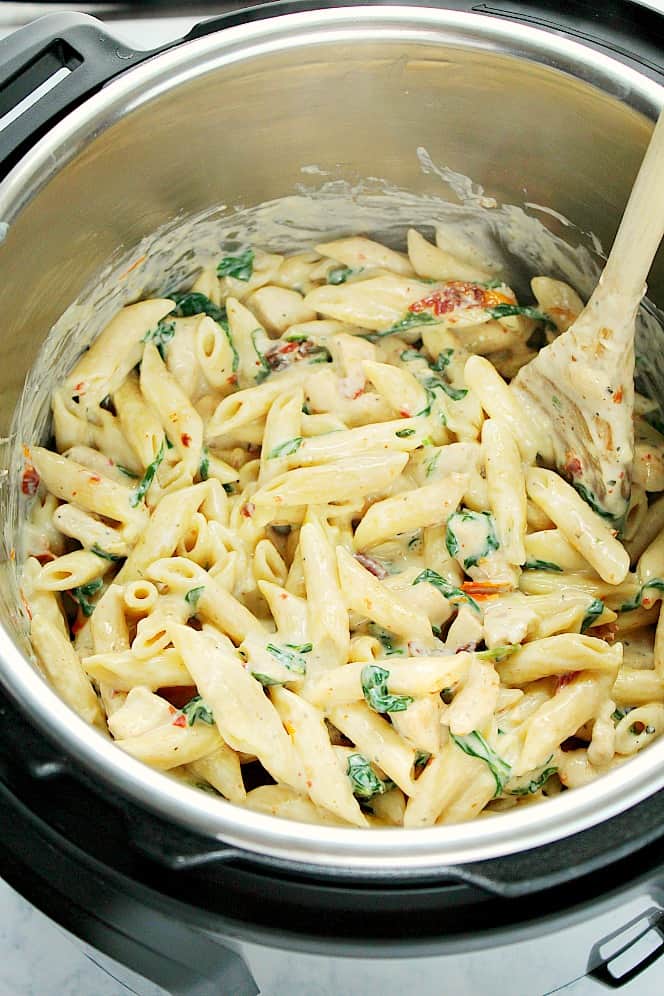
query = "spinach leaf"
(645, 410, 664, 437)
(346, 753, 393, 800)
(361, 664, 413, 713)
(199, 447, 210, 481)
(476, 645, 519, 663)
(508, 760, 557, 796)
(266, 642, 311, 675)
(130, 440, 165, 507)
(71, 577, 103, 617)
(368, 624, 404, 657)
(91, 545, 124, 563)
(412, 568, 480, 613)
(184, 586, 205, 611)
(268, 437, 303, 459)
(364, 310, 438, 341)
(116, 465, 139, 480)
(143, 319, 176, 360)
(327, 265, 362, 285)
(251, 329, 271, 383)
(486, 303, 556, 330)
(217, 248, 254, 281)
(395, 428, 416, 438)
(450, 730, 511, 796)
(619, 578, 664, 612)
(181, 695, 214, 726)
(445, 509, 499, 569)
(251, 672, 286, 687)
(572, 481, 619, 524)
(612, 706, 633, 723)
(425, 451, 440, 478)
(423, 376, 468, 404)
(413, 750, 432, 775)
(523, 559, 563, 572)
(171, 291, 226, 324)
(580, 598, 604, 632)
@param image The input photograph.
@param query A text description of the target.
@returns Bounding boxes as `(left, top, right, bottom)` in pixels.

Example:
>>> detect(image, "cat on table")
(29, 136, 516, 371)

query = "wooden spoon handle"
(601, 107, 664, 302)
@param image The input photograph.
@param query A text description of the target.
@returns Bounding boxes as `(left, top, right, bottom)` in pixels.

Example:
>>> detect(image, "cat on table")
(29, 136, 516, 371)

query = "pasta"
(19, 233, 664, 829)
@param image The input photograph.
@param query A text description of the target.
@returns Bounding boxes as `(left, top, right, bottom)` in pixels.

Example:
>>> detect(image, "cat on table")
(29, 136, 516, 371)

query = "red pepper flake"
(88, 474, 101, 485)
(613, 386, 623, 404)
(172, 713, 187, 728)
(74, 381, 85, 393)
(409, 281, 485, 317)
(241, 502, 255, 518)
(355, 553, 388, 579)
(398, 409, 411, 418)
(227, 373, 238, 386)
(556, 671, 579, 691)
(306, 779, 313, 789)
(21, 464, 40, 496)
(181, 433, 192, 448)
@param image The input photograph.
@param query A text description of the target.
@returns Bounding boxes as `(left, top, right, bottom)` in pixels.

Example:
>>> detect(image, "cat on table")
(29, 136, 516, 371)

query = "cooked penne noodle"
(22, 232, 664, 829)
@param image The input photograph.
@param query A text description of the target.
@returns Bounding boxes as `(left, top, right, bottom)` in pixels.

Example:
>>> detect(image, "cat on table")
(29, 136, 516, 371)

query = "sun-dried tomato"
(21, 465, 40, 496)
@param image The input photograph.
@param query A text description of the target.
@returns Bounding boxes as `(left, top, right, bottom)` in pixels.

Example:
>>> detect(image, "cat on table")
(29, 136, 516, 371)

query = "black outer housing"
(1, 1, 664, 991)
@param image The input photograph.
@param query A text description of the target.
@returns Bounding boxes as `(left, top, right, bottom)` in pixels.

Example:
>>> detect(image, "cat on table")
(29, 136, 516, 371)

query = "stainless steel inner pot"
(0, 5, 663, 873)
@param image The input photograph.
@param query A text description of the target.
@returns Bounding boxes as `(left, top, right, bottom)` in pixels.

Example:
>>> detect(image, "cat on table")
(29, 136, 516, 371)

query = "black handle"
(0, 12, 153, 178)
(589, 908, 664, 987)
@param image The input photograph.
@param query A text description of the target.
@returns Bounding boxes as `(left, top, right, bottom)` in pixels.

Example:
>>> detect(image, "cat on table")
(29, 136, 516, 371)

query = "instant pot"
(0, 2, 663, 992)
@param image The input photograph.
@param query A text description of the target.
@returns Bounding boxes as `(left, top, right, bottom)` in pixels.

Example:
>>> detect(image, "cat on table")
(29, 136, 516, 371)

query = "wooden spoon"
(512, 108, 664, 529)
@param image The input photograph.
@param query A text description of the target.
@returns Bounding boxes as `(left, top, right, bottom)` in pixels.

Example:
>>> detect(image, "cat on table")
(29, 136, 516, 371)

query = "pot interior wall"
(0, 16, 663, 866)
(0, 35, 660, 440)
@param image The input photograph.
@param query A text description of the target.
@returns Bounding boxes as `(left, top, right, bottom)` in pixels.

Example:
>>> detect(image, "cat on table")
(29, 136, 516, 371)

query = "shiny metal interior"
(0, 6, 663, 872)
